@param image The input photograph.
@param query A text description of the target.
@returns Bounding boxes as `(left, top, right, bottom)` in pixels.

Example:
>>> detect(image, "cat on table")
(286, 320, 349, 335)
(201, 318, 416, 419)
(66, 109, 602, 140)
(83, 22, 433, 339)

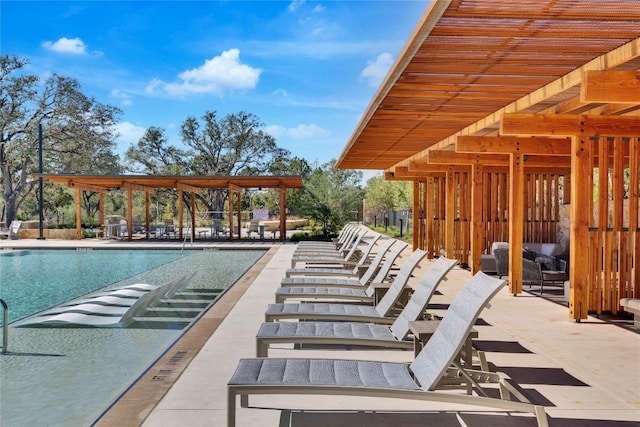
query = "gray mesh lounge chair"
(290, 228, 368, 268)
(296, 223, 357, 250)
(285, 234, 382, 278)
(257, 256, 457, 356)
(275, 244, 417, 304)
(228, 272, 548, 427)
(280, 238, 399, 289)
(265, 256, 457, 324)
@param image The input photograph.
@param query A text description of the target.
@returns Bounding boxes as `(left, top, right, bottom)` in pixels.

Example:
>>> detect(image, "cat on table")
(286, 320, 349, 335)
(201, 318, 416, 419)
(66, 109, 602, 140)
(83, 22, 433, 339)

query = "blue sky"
(2, 0, 429, 173)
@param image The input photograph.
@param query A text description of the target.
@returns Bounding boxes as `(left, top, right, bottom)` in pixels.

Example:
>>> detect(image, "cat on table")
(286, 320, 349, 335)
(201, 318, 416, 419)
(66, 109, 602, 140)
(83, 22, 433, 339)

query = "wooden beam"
(427, 150, 510, 165)
(280, 186, 287, 241)
(75, 187, 82, 240)
(127, 188, 133, 241)
(502, 113, 640, 137)
(68, 181, 109, 193)
(445, 172, 456, 259)
(457, 135, 572, 155)
(176, 182, 201, 193)
(122, 181, 155, 192)
(229, 183, 243, 193)
(407, 161, 471, 173)
(582, 70, 640, 104)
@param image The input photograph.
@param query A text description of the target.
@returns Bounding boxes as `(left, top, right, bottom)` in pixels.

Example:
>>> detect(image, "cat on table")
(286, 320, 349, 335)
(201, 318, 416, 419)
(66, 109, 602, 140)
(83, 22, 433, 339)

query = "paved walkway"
(3, 239, 639, 426)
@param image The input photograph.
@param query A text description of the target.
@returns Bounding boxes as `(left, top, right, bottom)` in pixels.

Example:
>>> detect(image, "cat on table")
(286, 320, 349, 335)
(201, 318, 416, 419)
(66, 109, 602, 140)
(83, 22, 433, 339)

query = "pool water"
(0, 249, 184, 323)
(0, 248, 265, 427)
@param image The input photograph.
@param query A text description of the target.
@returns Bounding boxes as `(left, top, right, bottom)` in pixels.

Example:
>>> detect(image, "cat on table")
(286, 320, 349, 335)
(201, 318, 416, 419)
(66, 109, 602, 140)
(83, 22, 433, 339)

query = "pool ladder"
(1, 299, 7, 354)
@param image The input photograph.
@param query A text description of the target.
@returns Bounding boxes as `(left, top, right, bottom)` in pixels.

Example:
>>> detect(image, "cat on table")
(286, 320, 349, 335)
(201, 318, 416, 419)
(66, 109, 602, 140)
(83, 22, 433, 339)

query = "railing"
(1, 298, 8, 354)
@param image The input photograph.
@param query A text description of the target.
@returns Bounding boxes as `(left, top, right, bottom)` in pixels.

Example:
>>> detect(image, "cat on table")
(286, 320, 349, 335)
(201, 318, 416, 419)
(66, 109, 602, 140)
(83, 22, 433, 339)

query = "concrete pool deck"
(2, 239, 639, 426)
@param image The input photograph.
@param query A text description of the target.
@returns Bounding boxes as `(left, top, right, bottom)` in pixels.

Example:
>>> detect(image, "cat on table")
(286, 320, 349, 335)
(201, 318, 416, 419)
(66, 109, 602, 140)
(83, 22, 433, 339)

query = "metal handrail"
(1, 299, 7, 354)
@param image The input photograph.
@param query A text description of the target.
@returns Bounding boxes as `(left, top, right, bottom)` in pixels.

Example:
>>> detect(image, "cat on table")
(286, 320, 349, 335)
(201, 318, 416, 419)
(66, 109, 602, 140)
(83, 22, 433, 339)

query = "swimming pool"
(0, 248, 265, 427)
(0, 249, 184, 323)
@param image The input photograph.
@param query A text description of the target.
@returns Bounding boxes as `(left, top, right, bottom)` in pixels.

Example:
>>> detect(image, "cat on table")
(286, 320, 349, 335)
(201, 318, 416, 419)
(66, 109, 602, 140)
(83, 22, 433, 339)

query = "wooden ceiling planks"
(336, 0, 640, 171)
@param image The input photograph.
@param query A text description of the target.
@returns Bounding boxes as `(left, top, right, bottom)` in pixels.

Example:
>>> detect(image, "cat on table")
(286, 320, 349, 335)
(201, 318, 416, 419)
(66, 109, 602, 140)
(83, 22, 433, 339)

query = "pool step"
(141, 307, 202, 318)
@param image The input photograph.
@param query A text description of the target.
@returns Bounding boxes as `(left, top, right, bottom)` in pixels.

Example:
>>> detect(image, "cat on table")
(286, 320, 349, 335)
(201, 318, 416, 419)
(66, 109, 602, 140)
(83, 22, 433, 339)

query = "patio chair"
(265, 256, 457, 324)
(292, 227, 366, 257)
(290, 228, 368, 268)
(281, 238, 398, 288)
(296, 223, 357, 249)
(274, 244, 418, 304)
(285, 234, 382, 278)
(0, 220, 22, 239)
(294, 225, 360, 254)
(257, 256, 457, 356)
(228, 272, 548, 427)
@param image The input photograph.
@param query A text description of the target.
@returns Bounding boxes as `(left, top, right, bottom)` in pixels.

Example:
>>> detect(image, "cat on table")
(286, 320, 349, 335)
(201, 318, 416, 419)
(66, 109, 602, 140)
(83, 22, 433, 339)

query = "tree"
(0, 55, 121, 224)
(296, 160, 364, 236)
(365, 174, 413, 224)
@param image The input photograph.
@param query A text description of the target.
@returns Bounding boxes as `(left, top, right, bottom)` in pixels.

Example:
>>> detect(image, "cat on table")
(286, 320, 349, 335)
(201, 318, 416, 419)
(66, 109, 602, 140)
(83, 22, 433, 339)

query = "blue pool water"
(0, 249, 183, 322)
(0, 248, 266, 427)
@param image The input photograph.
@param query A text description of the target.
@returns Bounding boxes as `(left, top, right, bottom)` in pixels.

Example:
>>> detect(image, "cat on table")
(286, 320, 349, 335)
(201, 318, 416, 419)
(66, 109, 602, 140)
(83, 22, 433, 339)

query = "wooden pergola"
(39, 174, 303, 242)
(336, 0, 640, 321)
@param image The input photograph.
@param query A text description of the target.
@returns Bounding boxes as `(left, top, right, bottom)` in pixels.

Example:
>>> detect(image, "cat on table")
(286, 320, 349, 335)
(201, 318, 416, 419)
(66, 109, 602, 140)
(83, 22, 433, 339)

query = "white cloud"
(273, 88, 289, 97)
(110, 89, 133, 106)
(288, 0, 306, 12)
(264, 123, 329, 139)
(116, 122, 147, 146)
(312, 5, 325, 13)
(360, 52, 394, 87)
(145, 49, 261, 97)
(42, 37, 87, 55)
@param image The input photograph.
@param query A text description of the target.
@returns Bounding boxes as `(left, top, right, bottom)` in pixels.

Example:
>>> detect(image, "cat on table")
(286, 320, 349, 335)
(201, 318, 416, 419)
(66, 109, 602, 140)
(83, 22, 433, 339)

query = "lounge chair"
(285, 234, 382, 278)
(265, 256, 457, 325)
(0, 220, 21, 240)
(290, 228, 368, 267)
(296, 223, 357, 250)
(274, 244, 417, 304)
(228, 272, 548, 427)
(280, 238, 399, 288)
(17, 271, 198, 327)
(257, 256, 457, 356)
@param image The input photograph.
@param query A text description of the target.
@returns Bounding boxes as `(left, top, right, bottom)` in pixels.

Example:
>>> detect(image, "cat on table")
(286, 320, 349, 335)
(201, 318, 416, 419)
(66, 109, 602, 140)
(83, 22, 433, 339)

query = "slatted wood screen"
(587, 136, 640, 314)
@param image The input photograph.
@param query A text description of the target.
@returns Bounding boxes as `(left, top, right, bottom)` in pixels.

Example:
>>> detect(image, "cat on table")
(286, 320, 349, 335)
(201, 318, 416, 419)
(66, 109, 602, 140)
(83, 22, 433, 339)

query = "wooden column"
(237, 190, 242, 239)
(508, 153, 525, 295)
(228, 188, 234, 241)
(570, 135, 591, 320)
(280, 186, 286, 241)
(127, 188, 133, 241)
(412, 181, 420, 250)
(445, 171, 456, 258)
(178, 189, 183, 240)
(99, 193, 105, 235)
(75, 188, 82, 240)
(145, 192, 150, 239)
(426, 176, 435, 257)
(470, 164, 484, 274)
(191, 192, 196, 240)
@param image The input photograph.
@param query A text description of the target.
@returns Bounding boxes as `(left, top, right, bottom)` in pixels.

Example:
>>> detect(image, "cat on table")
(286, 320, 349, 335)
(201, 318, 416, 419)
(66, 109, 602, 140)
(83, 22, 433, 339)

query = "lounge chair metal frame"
(265, 256, 457, 325)
(257, 256, 457, 357)
(274, 243, 415, 304)
(228, 272, 548, 427)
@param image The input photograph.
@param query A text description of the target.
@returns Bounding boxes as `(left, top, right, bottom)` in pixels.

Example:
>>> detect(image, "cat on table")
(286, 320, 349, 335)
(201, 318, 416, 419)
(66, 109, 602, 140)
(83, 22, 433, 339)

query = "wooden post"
(508, 153, 525, 295)
(178, 189, 183, 240)
(470, 164, 484, 274)
(228, 187, 234, 241)
(280, 186, 286, 241)
(99, 193, 105, 236)
(412, 181, 420, 250)
(191, 192, 196, 241)
(570, 135, 591, 320)
(75, 188, 82, 240)
(237, 190, 242, 239)
(127, 188, 133, 241)
(445, 171, 456, 258)
(145, 192, 150, 239)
